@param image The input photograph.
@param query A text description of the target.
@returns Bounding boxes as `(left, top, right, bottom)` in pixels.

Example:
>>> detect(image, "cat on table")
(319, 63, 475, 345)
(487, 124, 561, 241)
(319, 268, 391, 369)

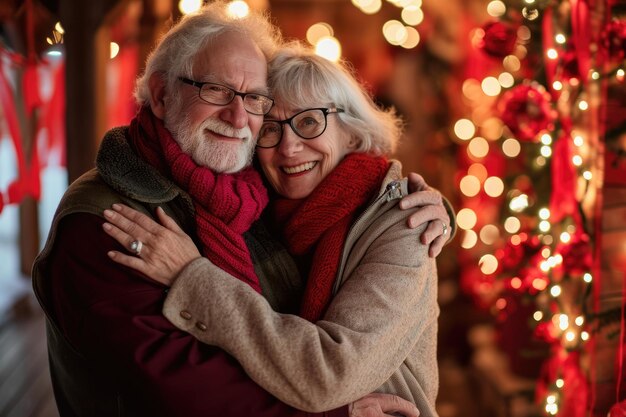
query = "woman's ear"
(347, 136, 360, 150)
(148, 72, 167, 119)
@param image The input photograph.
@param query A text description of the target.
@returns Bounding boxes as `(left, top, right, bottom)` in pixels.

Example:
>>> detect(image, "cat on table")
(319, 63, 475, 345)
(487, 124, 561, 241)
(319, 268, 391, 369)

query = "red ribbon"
(569, 0, 592, 84)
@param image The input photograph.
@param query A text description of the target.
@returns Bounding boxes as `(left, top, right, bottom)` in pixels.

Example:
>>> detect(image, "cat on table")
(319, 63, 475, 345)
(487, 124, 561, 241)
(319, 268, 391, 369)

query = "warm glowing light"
(496, 298, 507, 309)
(479, 254, 498, 275)
(539, 208, 550, 219)
(498, 72, 515, 88)
(583, 171, 592, 180)
(484, 176, 504, 197)
(575, 316, 584, 326)
(468, 163, 488, 181)
(541, 247, 551, 258)
(543, 235, 554, 245)
(502, 138, 521, 157)
(533, 278, 548, 291)
(479, 225, 500, 245)
(541, 145, 552, 158)
(558, 314, 569, 330)
(358, 0, 383, 14)
(468, 137, 489, 158)
(574, 135, 584, 146)
(556, 379, 564, 388)
(547, 394, 556, 404)
(383, 20, 408, 45)
(226, 1, 250, 18)
(179, 0, 202, 14)
(591, 71, 600, 80)
(401, 5, 424, 25)
(487, 0, 506, 17)
(550, 285, 562, 297)
(504, 217, 521, 233)
(573, 155, 583, 166)
(509, 194, 529, 212)
(546, 48, 558, 59)
(503, 55, 521, 72)
(510, 234, 522, 245)
(454, 119, 476, 140)
(460, 175, 481, 197)
(461, 230, 478, 249)
(617, 68, 625, 80)
(565, 331, 576, 342)
(306, 23, 334, 45)
(315, 36, 342, 62)
(481, 76, 501, 96)
(533, 311, 543, 321)
(110, 42, 120, 59)
(555, 33, 566, 44)
(482, 118, 504, 141)
(560, 232, 571, 243)
(581, 331, 590, 341)
(523, 7, 539, 21)
(55, 21, 65, 34)
(511, 277, 522, 289)
(583, 273, 593, 283)
(457, 208, 478, 230)
(540, 261, 550, 272)
(552, 81, 563, 91)
(462, 79, 482, 101)
(401, 27, 420, 49)
(536, 156, 547, 166)
(579, 100, 589, 110)
(517, 25, 531, 41)
(541, 133, 552, 145)
(539, 220, 551, 232)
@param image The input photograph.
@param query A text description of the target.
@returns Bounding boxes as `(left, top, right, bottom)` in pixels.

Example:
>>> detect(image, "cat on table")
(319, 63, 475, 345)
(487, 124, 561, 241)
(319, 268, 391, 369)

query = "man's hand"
(349, 393, 419, 417)
(400, 172, 452, 257)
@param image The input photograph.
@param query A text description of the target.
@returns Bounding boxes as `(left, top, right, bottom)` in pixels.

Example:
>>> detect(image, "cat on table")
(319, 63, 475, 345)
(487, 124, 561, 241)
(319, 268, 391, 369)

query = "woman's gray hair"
(268, 42, 403, 156)
(134, 1, 282, 106)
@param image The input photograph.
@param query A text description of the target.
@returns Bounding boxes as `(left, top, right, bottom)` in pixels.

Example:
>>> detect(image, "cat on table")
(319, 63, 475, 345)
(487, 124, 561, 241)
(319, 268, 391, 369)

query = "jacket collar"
(96, 126, 190, 205)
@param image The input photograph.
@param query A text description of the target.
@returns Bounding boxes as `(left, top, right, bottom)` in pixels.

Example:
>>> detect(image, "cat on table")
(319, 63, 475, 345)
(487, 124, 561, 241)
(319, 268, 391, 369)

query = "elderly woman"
(103, 43, 449, 417)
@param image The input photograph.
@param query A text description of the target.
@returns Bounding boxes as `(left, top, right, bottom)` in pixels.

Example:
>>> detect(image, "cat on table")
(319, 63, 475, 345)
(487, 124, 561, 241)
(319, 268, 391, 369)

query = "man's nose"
(219, 96, 248, 130)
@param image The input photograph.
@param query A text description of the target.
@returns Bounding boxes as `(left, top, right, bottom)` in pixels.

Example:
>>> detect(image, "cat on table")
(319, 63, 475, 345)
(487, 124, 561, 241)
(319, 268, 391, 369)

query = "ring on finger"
(130, 240, 143, 256)
(441, 221, 448, 237)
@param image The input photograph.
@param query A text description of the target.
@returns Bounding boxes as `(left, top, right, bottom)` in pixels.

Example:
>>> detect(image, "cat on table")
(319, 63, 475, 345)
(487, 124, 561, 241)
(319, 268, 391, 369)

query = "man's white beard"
(164, 108, 255, 174)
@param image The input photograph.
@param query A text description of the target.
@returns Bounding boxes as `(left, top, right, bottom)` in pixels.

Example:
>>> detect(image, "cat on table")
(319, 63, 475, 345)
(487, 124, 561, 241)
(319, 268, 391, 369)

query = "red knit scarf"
(128, 106, 268, 293)
(271, 153, 389, 321)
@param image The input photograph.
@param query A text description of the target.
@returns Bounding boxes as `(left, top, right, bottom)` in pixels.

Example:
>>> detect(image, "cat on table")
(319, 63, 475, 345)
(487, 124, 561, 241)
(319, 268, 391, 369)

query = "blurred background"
(0, 0, 625, 416)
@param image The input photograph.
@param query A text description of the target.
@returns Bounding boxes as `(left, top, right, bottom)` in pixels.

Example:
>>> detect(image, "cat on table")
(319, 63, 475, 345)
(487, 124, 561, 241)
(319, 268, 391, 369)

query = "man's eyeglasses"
(178, 77, 274, 116)
(256, 107, 344, 148)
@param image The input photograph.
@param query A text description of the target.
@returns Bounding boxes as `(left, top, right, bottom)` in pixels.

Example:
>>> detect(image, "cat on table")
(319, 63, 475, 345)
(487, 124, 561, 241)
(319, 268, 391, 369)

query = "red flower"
(478, 21, 518, 58)
(498, 82, 557, 142)
(609, 400, 626, 417)
(602, 19, 626, 63)
(554, 232, 593, 277)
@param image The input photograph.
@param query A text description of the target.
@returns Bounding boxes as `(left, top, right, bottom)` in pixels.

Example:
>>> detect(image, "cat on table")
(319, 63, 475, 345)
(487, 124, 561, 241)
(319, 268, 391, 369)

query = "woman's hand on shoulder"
(102, 204, 201, 286)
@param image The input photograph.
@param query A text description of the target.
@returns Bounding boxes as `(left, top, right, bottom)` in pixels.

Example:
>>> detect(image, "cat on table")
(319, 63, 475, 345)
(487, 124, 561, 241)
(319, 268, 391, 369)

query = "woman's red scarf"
(128, 106, 268, 293)
(271, 153, 389, 321)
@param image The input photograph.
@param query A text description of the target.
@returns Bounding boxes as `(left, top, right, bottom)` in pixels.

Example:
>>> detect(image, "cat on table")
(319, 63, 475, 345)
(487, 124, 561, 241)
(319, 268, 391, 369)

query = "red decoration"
(478, 20, 519, 58)
(609, 400, 626, 417)
(549, 133, 582, 226)
(536, 350, 589, 417)
(554, 232, 593, 277)
(601, 19, 626, 64)
(498, 82, 557, 142)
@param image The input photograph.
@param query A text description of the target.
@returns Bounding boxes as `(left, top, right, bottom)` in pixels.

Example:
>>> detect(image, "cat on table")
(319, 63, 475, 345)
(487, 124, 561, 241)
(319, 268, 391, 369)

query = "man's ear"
(148, 72, 167, 119)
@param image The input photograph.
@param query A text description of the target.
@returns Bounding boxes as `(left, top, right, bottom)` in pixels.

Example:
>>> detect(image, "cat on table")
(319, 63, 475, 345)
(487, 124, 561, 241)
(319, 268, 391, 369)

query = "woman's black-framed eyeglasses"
(256, 107, 344, 149)
(178, 77, 274, 116)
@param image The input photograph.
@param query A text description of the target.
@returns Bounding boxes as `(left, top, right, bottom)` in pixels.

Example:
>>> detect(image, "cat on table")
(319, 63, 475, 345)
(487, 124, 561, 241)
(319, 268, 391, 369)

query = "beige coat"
(164, 160, 440, 416)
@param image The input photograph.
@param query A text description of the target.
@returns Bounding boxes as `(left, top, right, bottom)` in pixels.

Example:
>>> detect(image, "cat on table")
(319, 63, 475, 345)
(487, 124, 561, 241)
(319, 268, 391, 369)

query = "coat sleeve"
(47, 213, 347, 417)
(164, 207, 437, 412)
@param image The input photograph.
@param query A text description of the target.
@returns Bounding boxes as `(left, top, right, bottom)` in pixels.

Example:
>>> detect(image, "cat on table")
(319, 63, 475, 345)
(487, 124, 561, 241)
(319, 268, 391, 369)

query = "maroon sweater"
(43, 212, 347, 417)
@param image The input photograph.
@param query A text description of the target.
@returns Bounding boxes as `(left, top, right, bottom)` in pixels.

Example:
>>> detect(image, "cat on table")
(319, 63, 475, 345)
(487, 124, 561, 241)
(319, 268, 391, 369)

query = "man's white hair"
(134, 1, 282, 106)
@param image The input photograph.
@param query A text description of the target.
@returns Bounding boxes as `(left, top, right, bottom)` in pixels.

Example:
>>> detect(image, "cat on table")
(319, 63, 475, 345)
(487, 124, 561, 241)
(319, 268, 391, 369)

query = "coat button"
(180, 310, 192, 320)
(195, 322, 207, 331)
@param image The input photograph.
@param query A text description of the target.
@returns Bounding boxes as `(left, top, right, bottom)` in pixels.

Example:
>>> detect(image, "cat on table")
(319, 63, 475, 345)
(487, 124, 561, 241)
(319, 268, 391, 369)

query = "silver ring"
(130, 240, 143, 255)
(441, 221, 448, 237)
